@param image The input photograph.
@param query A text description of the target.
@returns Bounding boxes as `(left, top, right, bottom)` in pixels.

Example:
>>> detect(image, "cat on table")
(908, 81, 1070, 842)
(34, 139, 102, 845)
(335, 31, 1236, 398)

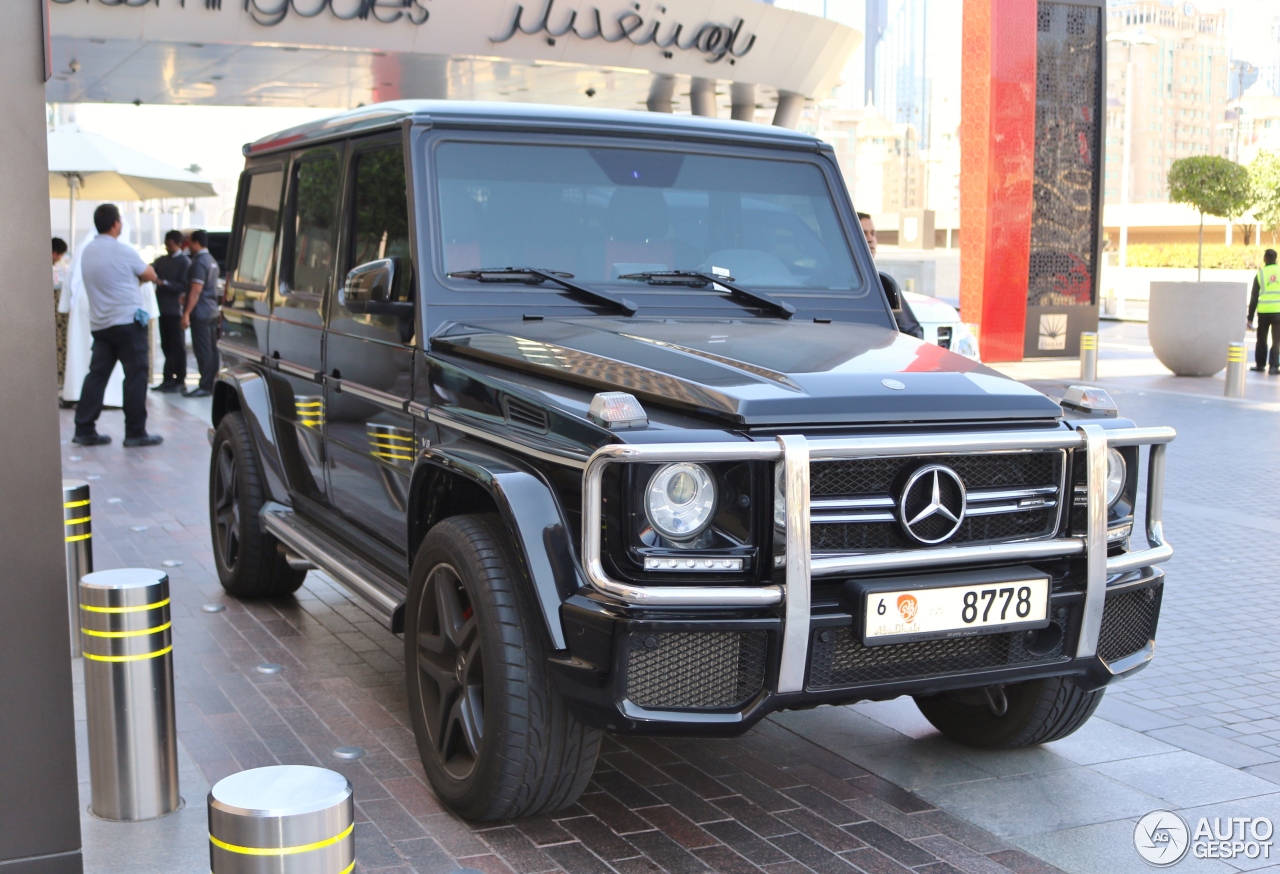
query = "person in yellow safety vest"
(1248, 249, 1280, 374)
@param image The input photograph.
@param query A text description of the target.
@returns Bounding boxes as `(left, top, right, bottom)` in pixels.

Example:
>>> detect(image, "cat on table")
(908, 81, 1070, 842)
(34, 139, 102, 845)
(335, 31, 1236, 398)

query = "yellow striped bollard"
(1226, 341, 1247, 398)
(80, 568, 179, 821)
(209, 765, 355, 874)
(63, 480, 93, 656)
(1080, 331, 1098, 382)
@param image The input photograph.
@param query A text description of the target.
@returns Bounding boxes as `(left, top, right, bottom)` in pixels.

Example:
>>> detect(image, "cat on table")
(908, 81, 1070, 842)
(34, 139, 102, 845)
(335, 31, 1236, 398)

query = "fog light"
(1108, 523, 1132, 542)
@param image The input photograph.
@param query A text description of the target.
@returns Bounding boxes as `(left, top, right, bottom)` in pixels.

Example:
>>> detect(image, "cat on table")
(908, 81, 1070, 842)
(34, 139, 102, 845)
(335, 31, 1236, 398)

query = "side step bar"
(260, 503, 405, 632)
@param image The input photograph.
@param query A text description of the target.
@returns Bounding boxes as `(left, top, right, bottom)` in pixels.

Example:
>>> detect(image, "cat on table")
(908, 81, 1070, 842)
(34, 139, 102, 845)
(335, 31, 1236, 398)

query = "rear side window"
(290, 150, 341, 297)
(232, 170, 282, 287)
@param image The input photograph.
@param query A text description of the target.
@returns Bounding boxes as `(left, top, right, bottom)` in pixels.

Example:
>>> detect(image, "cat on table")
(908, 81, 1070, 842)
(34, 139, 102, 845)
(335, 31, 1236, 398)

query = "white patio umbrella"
(48, 127, 217, 253)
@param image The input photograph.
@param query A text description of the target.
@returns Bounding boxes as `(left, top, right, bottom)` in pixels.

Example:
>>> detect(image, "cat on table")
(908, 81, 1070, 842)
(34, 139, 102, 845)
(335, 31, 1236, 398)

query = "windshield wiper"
(447, 267, 637, 316)
(618, 270, 795, 319)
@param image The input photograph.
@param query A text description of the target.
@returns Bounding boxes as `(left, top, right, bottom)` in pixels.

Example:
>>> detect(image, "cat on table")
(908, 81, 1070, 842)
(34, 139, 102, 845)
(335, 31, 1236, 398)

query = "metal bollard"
(63, 480, 93, 657)
(1226, 341, 1247, 398)
(209, 765, 354, 874)
(1080, 331, 1098, 382)
(80, 568, 179, 821)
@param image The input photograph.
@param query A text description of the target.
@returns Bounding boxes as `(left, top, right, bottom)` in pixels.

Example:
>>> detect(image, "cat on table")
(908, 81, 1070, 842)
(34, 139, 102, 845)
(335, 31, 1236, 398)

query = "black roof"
(244, 100, 823, 157)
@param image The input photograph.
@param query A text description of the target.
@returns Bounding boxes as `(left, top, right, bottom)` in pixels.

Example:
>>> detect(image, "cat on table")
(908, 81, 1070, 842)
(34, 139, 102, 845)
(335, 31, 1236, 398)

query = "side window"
(285, 149, 341, 302)
(231, 170, 282, 287)
(349, 146, 413, 296)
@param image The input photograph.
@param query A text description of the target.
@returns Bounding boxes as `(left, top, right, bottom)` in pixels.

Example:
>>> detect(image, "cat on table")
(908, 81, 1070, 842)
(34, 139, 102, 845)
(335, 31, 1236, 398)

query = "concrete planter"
(1147, 281, 1247, 377)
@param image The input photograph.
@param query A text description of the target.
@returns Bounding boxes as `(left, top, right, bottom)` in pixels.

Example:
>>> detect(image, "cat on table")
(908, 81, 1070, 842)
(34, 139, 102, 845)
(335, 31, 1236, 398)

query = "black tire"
(404, 514, 600, 821)
(913, 677, 1104, 749)
(209, 411, 306, 598)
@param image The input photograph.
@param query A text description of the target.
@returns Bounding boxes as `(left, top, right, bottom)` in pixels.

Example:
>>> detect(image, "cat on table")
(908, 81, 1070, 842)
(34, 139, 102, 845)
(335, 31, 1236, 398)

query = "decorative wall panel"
(1029, 3, 1101, 308)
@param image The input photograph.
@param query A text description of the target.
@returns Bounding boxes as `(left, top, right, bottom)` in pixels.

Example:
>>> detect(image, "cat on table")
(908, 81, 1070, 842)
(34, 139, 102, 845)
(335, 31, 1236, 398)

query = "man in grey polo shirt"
(181, 229, 220, 398)
(72, 204, 164, 447)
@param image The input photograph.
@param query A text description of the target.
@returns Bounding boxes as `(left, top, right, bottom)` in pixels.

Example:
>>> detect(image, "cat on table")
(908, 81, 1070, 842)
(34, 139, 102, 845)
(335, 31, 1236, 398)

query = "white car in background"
(905, 291, 981, 361)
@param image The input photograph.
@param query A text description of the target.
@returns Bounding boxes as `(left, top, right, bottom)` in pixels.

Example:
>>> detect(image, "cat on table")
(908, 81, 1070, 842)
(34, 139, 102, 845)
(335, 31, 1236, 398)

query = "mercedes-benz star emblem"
(899, 464, 967, 544)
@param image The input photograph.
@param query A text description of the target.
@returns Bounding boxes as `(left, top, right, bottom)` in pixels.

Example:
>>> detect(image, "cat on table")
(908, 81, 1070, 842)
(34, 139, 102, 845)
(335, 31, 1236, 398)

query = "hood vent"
(503, 396, 550, 433)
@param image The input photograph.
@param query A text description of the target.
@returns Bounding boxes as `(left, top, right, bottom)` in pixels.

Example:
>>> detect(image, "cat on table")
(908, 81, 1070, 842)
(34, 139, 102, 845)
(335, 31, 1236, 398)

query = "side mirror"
(879, 271, 903, 312)
(343, 258, 412, 317)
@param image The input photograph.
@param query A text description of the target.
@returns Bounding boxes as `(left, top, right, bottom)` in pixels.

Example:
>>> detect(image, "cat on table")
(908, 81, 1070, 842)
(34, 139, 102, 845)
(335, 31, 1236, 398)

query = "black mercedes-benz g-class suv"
(209, 101, 1174, 821)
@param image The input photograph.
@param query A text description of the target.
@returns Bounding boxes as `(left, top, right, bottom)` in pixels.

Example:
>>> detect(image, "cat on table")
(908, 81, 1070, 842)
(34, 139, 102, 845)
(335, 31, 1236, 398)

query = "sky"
(61, 103, 340, 182)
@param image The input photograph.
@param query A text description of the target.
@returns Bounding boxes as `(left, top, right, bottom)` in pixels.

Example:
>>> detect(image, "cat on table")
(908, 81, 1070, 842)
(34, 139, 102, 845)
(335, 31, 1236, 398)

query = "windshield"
(434, 141, 865, 297)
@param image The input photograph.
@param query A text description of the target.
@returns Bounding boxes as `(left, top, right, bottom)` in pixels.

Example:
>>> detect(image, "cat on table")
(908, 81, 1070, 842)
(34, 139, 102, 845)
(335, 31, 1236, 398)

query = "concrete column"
(773, 91, 805, 128)
(730, 83, 756, 121)
(646, 75, 675, 113)
(690, 78, 717, 117)
(0, 3, 85, 873)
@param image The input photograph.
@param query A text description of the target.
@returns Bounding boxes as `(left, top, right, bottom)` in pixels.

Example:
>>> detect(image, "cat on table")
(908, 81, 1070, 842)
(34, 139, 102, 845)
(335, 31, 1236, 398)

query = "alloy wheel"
(212, 442, 240, 570)
(414, 563, 484, 780)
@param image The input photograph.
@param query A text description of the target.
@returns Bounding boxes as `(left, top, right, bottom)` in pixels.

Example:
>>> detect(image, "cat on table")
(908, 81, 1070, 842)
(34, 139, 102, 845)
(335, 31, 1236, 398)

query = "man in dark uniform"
(151, 229, 190, 393)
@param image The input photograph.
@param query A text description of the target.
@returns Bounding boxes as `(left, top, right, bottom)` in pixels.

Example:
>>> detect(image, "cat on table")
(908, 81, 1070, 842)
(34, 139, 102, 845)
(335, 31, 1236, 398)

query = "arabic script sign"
(492, 0, 755, 63)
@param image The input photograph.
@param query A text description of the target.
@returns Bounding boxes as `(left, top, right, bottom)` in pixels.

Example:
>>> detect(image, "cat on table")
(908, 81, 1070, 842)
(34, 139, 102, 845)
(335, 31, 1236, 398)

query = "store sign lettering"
(492, 0, 756, 63)
(52, 0, 430, 27)
(242, 0, 429, 27)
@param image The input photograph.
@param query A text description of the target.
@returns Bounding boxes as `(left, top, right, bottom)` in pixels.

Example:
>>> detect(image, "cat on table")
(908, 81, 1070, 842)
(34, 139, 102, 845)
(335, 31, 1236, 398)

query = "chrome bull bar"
(581, 426, 1175, 693)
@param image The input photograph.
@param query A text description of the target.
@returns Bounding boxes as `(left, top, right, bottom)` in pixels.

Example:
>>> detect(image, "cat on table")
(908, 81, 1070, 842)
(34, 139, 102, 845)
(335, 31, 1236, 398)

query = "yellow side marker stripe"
(64, 499, 90, 509)
(66, 533, 92, 543)
(83, 644, 172, 663)
(209, 822, 354, 857)
(367, 433, 413, 441)
(82, 597, 170, 614)
(82, 621, 171, 639)
(65, 516, 91, 526)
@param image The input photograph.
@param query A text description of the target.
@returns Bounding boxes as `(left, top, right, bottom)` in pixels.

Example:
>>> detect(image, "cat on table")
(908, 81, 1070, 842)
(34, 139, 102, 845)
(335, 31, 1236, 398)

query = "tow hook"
(983, 685, 1008, 717)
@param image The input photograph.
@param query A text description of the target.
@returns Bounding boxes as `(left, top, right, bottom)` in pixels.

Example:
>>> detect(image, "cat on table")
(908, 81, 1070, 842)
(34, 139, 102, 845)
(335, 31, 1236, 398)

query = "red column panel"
(960, 0, 1037, 363)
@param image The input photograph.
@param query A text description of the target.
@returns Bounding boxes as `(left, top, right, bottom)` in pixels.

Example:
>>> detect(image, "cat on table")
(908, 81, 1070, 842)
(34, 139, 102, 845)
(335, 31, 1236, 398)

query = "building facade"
(1104, 1, 1230, 204)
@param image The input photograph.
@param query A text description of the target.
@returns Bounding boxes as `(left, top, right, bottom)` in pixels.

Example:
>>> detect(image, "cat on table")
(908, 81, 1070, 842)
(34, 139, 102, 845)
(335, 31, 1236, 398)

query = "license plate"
(863, 577, 1050, 646)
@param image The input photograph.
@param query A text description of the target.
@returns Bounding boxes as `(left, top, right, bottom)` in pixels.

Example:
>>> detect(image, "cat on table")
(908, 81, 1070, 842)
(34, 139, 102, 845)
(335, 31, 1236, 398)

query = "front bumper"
(562, 424, 1173, 734)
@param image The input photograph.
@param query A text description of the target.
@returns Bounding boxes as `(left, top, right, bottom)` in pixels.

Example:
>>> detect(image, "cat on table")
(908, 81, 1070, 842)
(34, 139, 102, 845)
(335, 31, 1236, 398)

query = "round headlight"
(646, 463, 716, 541)
(1106, 447, 1127, 506)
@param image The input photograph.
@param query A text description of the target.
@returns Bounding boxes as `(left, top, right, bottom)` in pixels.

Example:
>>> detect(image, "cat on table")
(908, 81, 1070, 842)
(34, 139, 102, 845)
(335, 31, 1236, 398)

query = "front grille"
(809, 451, 1064, 552)
(811, 452, 1062, 498)
(808, 614, 1069, 689)
(1097, 582, 1162, 663)
(625, 631, 767, 710)
(812, 508, 1058, 552)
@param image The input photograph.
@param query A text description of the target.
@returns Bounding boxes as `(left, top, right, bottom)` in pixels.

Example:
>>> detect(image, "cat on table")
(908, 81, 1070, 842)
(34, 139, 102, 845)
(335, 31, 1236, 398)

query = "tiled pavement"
(62, 399, 1058, 874)
(63, 331, 1280, 874)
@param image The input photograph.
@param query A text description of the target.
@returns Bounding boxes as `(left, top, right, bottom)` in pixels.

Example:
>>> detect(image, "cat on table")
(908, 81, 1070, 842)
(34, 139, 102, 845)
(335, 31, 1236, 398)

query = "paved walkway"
(64, 323, 1280, 874)
(64, 400, 1057, 874)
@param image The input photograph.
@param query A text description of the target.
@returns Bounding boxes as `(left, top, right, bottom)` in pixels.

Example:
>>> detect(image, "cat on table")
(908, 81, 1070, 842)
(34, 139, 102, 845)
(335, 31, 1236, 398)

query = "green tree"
(1251, 151, 1280, 247)
(1167, 156, 1253, 279)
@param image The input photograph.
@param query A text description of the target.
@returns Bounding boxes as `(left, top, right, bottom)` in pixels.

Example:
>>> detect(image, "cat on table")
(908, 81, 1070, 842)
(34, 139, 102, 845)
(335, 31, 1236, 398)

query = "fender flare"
(213, 366, 290, 505)
(409, 440, 583, 651)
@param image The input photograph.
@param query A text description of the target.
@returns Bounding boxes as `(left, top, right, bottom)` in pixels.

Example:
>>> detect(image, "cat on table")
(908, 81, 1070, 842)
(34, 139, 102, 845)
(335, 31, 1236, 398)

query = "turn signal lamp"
(1061, 385, 1118, 417)
(588, 391, 648, 430)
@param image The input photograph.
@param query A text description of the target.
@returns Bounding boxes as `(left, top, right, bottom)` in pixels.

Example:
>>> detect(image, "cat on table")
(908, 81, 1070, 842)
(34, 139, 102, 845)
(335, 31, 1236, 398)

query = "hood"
(432, 318, 1061, 426)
